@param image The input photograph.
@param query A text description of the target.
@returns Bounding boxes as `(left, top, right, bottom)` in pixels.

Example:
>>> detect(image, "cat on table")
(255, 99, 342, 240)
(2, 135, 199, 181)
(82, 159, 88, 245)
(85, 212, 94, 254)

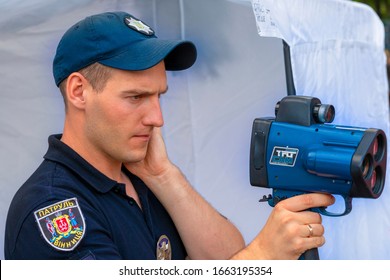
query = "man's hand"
(231, 193, 335, 260)
(125, 127, 174, 184)
(124, 127, 245, 259)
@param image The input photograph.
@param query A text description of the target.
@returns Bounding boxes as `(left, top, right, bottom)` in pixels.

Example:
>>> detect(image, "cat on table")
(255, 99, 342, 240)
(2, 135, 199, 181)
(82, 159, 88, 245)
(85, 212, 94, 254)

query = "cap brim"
(99, 38, 197, 71)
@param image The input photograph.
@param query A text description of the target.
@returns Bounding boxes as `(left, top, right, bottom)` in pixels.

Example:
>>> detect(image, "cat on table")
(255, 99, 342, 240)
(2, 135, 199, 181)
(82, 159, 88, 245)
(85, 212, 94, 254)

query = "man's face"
(84, 61, 167, 164)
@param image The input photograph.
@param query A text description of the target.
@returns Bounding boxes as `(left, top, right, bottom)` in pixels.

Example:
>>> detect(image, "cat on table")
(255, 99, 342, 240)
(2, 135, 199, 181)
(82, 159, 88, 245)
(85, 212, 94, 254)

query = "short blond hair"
(59, 63, 113, 110)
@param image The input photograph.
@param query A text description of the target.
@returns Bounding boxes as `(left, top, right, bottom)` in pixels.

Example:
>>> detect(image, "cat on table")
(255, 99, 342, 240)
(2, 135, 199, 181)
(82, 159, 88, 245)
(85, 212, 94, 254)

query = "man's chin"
(122, 151, 147, 164)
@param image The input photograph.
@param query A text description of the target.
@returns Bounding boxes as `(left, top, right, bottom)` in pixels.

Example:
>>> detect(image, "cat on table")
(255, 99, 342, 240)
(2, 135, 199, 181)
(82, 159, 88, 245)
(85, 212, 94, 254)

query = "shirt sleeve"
(6, 197, 123, 260)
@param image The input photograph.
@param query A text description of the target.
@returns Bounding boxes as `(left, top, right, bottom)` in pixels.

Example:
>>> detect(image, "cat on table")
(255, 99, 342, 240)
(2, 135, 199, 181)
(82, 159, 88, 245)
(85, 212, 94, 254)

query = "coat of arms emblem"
(34, 198, 85, 251)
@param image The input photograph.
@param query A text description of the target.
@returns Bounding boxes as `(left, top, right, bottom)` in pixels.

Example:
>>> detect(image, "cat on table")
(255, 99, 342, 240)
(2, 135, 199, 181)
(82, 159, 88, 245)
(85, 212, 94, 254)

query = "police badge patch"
(156, 235, 171, 260)
(124, 16, 154, 36)
(34, 198, 85, 251)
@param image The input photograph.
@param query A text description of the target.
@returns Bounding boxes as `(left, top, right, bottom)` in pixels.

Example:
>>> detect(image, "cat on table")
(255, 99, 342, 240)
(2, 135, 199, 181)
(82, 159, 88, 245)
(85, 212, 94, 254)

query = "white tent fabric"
(252, 0, 390, 259)
(0, 0, 287, 260)
(0, 0, 388, 260)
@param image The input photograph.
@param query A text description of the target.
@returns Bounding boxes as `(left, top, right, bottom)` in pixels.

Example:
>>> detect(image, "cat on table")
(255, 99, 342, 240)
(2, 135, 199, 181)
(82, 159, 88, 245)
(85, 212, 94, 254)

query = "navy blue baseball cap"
(53, 11, 197, 86)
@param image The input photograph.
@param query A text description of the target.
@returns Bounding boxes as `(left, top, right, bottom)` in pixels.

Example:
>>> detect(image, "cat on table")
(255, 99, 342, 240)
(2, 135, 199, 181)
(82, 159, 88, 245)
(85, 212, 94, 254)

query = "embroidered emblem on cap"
(156, 235, 172, 260)
(34, 198, 85, 251)
(124, 16, 154, 36)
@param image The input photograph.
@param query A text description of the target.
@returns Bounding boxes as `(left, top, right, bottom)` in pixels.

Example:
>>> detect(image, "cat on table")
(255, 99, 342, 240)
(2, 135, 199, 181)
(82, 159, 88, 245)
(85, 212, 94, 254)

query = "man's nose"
(143, 96, 164, 127)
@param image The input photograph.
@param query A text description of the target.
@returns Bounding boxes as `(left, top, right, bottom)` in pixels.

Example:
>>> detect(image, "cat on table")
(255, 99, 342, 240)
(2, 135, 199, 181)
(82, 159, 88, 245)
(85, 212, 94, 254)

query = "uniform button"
(128, 199, 134, 206)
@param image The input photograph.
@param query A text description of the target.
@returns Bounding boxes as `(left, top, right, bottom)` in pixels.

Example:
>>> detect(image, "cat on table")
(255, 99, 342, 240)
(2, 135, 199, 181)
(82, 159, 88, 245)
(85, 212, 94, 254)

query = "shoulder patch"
(34, 198, 85, 252)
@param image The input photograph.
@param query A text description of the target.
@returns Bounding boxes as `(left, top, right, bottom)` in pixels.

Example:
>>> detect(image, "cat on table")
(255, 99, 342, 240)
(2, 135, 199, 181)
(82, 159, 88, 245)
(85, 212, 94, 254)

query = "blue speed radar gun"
(250, 95, 387, 217)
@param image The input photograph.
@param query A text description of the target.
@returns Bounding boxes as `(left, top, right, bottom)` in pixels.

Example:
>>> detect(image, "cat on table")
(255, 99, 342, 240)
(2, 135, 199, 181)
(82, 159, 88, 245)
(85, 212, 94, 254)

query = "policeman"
(5, 11, 333, 260)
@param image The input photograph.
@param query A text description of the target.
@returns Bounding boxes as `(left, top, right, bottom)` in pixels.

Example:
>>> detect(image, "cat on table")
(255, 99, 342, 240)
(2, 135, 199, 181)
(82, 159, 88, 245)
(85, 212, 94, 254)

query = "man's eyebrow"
(121, 86, 169, 95)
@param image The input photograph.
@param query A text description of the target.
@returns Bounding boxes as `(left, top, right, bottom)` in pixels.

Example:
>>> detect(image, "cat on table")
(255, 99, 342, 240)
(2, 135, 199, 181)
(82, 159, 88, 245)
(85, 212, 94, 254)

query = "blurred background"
(1, 0, 389, 260)
(355, 0, 390, 103)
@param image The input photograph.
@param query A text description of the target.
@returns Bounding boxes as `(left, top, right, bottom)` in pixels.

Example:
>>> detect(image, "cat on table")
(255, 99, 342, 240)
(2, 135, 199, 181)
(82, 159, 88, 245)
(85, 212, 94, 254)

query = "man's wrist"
(143, 163, 182, 189)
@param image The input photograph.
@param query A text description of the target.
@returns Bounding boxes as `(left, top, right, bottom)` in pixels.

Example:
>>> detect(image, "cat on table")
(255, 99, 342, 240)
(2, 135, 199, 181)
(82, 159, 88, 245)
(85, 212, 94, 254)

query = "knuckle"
(286, 223, 299, 237)
(274, 202, 286, 212)
(308, 212, 322, 223)
(292, 238, 305, 254)
(301, 194, 315, 207)
(280, 213, 295, 226)
(315, 236, 326, 247)
(318, 225, 325, 236)
(273, 204, 294, 223)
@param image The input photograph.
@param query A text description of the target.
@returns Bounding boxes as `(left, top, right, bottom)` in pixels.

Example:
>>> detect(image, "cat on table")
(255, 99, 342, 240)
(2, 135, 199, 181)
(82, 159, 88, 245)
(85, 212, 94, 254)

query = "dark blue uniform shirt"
(4, 134, 187, 259)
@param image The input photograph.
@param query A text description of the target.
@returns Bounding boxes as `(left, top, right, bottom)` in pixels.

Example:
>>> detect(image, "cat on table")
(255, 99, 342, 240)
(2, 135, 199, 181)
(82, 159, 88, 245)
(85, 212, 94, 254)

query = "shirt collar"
(44, 134, 118, 193)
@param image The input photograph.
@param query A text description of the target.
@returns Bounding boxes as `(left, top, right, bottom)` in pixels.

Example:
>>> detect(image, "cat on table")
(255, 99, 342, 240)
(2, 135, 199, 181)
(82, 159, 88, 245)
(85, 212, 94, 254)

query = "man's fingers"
(277, 193, 335, 212)
(300, 223, 324, 238)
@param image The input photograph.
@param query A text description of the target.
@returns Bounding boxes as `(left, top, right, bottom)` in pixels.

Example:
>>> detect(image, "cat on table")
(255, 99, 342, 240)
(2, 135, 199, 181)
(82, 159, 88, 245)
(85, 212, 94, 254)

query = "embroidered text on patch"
(34, 198, 85, 251)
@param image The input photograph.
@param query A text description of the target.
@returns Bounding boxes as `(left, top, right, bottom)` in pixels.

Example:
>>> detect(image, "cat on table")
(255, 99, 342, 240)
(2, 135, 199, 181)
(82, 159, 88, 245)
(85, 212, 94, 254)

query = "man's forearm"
(144, 165, 245, 260)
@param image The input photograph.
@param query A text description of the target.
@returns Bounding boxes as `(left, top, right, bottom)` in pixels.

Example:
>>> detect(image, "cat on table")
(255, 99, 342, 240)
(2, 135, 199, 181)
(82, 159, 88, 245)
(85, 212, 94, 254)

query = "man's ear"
(65, 72, 90, 110)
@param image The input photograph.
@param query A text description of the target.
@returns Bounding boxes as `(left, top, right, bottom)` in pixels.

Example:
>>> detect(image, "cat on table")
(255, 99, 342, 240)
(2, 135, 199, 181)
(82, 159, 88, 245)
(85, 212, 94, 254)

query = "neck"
(61, 122, 122, 182)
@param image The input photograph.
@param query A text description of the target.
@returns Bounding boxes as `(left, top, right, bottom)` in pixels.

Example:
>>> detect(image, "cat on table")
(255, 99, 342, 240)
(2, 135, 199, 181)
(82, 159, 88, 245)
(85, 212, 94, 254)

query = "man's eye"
(130, 95, 142, 100)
